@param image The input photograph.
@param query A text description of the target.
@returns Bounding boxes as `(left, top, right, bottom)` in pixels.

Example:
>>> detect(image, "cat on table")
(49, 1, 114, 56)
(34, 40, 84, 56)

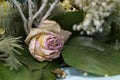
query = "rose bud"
(25, 20, 71, 61)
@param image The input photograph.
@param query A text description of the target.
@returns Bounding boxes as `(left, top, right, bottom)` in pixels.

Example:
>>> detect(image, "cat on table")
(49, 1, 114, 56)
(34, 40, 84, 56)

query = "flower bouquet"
(0, 0, 120, 80)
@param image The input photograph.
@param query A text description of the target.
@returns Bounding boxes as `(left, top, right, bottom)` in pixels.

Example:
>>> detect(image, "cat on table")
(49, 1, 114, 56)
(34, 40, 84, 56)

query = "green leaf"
(18, 46, 59, 80)
(18, 45, 48, 70)
(0, 61, 59, 80)
(0, 62, 33, 80)
(40, 63, 57, 80)
(0, 46, 60, 80)
(31, 61, 59, 80)
(62, 36, 120, 76)
(3, 2, 26, 37)
(51, 10, 84, 31)
(109, 31, 120, 43)
(32, 69, 43, 80)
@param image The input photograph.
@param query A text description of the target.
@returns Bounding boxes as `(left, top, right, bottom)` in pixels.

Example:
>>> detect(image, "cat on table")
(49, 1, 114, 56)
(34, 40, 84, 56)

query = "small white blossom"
(91, 2, 96, 7)
(76, 25, 82, 31)
(94, 20, 102, 28)
(73, 24, 78, 30)
(73, 0, 115, 35)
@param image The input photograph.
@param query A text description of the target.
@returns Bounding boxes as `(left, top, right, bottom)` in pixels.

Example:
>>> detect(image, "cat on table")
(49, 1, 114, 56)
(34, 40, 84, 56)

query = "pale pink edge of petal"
(25, 28, 49, 44)
(29, 37, 36, 55)
(60, 30, 72, 43)
(29, 37, 44, 61)
(44, 52, 60, 61)
(38, 44, 60, 61)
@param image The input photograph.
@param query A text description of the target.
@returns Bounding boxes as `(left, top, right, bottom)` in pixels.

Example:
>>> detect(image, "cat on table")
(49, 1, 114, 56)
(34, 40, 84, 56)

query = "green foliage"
(0, 62, 32, 80)
(18, 45, 48, 70)
(0, 1, 62, 79)
(3, 2, 26, 37)
(0, 0, 27, 70)
(112, 40, 120, 51)
(62, 37, 120, 76)
(0, 44, 60, 80)
(51, 10, 84, 38)
(0, 61, 58, 80)
(52, 10, 84, 31)
(51, 1, 120, 76)
(0, 37, 23, 70)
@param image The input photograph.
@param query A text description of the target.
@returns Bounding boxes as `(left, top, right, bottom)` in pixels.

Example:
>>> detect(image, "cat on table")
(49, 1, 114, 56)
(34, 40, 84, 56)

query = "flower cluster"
(73, 0, 115, 35)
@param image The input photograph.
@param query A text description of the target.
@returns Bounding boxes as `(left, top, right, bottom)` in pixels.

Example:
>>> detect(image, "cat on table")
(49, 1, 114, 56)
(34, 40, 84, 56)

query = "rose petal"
(39, 20, 61, 33)
(58, 30, 72, 42)
(34, 54, 45, 61)
(25, 28, 49, 44)
(50, 52, 60, 58)
(35, 41, 57, 55)
(34, 41, 47, 57)
(29, 37, 36, 55)
(40, 47, 58, 55)
(29, 37, 44, 61)
(37, 33, 48, 49)
(44, 52, 60, 61)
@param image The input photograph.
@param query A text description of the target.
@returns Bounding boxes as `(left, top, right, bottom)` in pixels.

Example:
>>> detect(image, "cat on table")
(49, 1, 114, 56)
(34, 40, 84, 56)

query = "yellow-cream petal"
(39, 20, 61, 33)
(25, 28, 49, 44)
(29, 37, 36, 55)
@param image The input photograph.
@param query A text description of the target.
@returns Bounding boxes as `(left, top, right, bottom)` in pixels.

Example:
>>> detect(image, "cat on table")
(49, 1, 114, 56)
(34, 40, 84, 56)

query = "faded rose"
(25, 20, 71, 61)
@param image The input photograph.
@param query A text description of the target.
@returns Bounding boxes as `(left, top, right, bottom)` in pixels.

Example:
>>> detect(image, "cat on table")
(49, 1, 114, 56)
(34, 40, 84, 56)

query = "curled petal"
(34, 41, 47, 57)
(33, 54, 45, 61)
(57, 30, 72, 42)
(29, 39, 47, 61)
(25, 28, 48, 44)
(39, 20, 61, 33)
(44, 52, 60, 61)
(29, 37, 36, 55)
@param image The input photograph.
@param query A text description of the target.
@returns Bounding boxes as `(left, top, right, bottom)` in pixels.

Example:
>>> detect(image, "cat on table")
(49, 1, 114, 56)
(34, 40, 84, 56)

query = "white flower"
(73, 0, 115, 35)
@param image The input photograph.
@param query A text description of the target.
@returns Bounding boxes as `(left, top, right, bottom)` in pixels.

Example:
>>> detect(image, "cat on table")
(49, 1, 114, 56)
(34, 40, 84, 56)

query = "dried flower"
(25, 20, 71, 61)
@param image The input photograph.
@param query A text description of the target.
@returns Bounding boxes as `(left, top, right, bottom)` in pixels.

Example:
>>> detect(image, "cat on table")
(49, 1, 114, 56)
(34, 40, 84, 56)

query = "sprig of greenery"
(0, 37, 23, 70)
(0, 1, 27, 37)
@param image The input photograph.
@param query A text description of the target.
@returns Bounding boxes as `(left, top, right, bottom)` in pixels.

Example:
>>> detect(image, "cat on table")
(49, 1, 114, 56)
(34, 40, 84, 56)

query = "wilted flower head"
(25, 20, 71, 61)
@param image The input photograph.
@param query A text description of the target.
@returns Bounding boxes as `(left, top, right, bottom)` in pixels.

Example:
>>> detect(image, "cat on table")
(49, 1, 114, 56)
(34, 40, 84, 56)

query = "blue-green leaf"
(62, 36, 120, 76)
(0, 62, 32, 80)
(52, 10, 84, 31)
(18, 45, 48, 70)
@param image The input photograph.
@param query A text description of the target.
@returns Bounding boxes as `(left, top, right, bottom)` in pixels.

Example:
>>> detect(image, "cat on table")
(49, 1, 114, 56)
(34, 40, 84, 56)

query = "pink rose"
(25, 20, 71, 61)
